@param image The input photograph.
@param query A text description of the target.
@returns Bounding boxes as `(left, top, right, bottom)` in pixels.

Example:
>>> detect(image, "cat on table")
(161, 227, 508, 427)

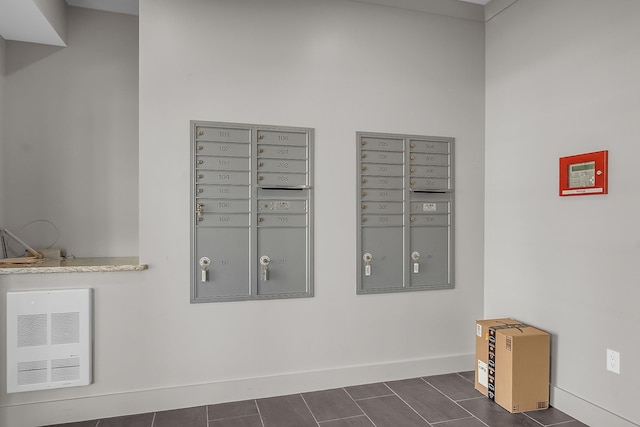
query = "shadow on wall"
(5, 42, 64, 75)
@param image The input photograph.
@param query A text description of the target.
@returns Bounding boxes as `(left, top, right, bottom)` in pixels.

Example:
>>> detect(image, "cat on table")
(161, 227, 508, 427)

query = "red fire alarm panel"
(559, 150, 608, 196)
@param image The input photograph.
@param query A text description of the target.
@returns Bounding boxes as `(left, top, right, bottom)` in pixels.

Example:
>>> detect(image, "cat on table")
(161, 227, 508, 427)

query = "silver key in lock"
(363, 253, 373, 276)
(199, 257, 211, 282)
(411, 251, 420, 274)
(260, 255, 271, 281)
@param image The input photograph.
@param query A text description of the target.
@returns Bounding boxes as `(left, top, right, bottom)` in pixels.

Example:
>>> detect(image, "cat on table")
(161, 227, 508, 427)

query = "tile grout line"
(207, 413, 263, 423)
(420, 377, 490, 427)
(151, 412, 156, 427)
(456, 396, 486, 402)
(299, 392, 322, 427)
(347, 387, 381, 427)
(349, 393, 396, 402)
(547, 421, 585, 426)
(455, 372, 476, 385)
(521, 411, 547, 426)
(455, 372, 470, 380)
(254, 399, 266, 427)
(317, 414, 369, 425)
(383, 380, 435, 426)
(430, 416, 476, 425)
(344, 383, 394, 402)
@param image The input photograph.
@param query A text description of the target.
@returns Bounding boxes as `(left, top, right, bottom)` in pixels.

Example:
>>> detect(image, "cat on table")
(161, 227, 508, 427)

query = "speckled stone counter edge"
(0, 257, 148, 274)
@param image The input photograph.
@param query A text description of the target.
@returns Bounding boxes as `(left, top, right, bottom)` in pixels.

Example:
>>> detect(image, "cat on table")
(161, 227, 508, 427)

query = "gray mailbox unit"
(357, 131, 454, 294)
(191, 121, 313, 303)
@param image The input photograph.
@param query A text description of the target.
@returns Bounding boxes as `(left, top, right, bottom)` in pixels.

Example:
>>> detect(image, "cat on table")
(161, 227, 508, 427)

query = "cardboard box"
(475, 318, 550, 413)
(475, 318, 523, 395)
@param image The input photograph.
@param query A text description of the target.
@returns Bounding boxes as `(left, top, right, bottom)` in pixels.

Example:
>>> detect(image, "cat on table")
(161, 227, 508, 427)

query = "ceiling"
(0, 0, 490, 46)
(65, 0, 490, 16)
(65, 0, 138, 16)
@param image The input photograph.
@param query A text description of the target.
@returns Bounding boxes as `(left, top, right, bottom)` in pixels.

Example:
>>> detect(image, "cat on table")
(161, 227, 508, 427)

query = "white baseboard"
(0, 353, 473, 427)
(551, 386, 639, 427)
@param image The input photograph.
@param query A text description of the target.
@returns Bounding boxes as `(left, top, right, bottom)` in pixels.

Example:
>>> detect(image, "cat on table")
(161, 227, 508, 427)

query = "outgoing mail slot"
(196, 141, 250, 157)
(409, 215, 449, 226)
(409, 201, 449, 214)
(360, 137, 403, 152)
(257, 214, 307, 227)
(409, 165, 449, 178)
(258, 158, 307, 174)
(360, 163, 403, 177)
(258, 200, 307, 213)
(409, 140, 449, 154)
(361, 151, 404, 164)
(361, 214, 404, 227)
(410, 177, 450, 191)
(197, 171, 250, 185)
(196, 127, 251, 143)
(258, 144, 307, 160)
(257, 130, 308, 146)
(409, 153, 449, 166)
(199, 213, 250, 227)
(197, 156, 249, 171)
(258, 172, 307, 187)
(361, 189, 404, 202)
(361, 176, 404, 189)
(361, 201, 403, 214)
(200, 199, 250, 213)
(196, 185, 249, 199)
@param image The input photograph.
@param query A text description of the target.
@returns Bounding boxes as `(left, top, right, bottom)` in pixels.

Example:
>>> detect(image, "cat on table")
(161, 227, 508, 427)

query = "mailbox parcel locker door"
(409, 225, 451, 288)
(360, 227, 404, 292)
(195, 228, 251, 300)
(257, 227, 310, 297)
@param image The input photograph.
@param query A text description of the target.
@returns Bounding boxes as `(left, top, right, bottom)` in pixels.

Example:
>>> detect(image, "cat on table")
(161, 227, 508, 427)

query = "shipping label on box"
(477, 360, 488, 388)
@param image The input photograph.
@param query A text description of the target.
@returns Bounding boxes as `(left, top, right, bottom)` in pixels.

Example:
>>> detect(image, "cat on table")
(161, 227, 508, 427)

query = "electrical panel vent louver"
(7, 289, 93, 393)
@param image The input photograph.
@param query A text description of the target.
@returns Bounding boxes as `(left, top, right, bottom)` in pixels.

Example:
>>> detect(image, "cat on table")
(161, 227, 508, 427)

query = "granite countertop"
(0, 257, 148, 274)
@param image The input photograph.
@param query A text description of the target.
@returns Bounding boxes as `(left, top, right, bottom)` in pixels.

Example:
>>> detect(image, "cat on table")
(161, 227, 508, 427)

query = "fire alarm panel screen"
(569, 161, 595, 188)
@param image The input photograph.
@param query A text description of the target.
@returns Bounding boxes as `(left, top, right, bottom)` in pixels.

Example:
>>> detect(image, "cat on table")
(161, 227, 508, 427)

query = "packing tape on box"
(487, 323, 528, 401)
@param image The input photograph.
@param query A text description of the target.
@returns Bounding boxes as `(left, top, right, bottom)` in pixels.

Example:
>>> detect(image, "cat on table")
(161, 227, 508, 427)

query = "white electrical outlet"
(606, 349, 620, 374)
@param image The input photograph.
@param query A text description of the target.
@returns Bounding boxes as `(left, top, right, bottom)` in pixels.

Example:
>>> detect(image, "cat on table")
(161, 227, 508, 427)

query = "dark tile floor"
(46, 371, 589, 427)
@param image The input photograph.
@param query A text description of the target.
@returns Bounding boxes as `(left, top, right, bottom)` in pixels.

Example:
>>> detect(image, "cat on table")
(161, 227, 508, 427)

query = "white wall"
(135, 0, 483, 414)
(2, 6, 138, 257)
(485, 1, 640, 426)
